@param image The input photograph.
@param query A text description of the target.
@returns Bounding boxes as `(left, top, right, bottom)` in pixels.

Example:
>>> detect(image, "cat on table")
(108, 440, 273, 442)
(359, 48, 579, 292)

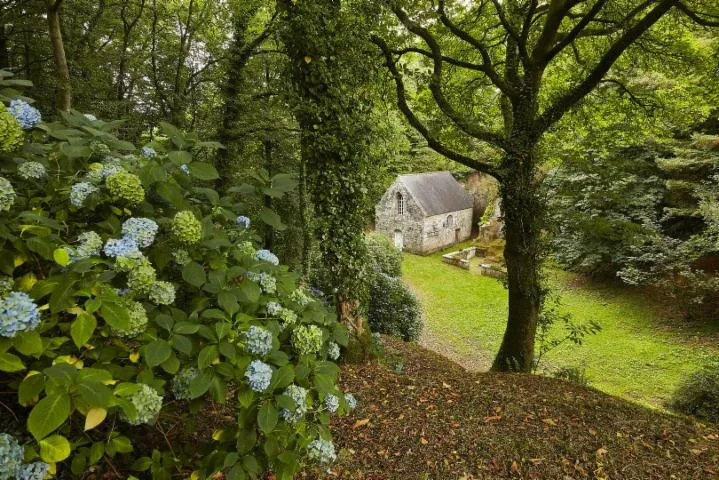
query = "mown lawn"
(402, 247, 719, 408)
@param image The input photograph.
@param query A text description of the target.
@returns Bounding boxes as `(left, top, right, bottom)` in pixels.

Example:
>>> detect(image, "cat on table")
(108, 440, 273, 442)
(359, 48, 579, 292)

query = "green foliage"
(365, 233, 402, 278)
(669, 360, 719, 424)
(0, 88, 352, 478)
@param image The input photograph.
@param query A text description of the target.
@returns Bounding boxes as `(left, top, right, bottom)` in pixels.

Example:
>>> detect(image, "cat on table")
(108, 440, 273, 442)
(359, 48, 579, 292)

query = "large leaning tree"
(373, 0, 719, 371)
(278, 0, 376, 360)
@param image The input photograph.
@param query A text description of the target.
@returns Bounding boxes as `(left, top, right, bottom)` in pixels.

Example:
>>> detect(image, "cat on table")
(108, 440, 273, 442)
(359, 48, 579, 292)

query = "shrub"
(367, 273, 422, 341)
(0, 73, 353, 479)
(365, 232, 402, 277)
(668, 361, 719, 424)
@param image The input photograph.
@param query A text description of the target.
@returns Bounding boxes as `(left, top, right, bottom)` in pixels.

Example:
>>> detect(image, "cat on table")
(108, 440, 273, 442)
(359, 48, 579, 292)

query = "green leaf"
(189, 162, 219, 180)
(237, 280, 261, 304)
(53, 248, 71, 267)
(143, 340, 172, 367)
(19, 373, 45, 406)
(271, 365, 295, 390)
(49, 278, 78, 313)
(198, 345, 219, 369)
(28, 392, 71, 440)
(171, 334, 193, 355)
(173, 321, 200, 334)
(168, 150, 192, 166)
(131, 457, 153, 472)
(313, 374, 334, 395)
(218, 291, 239, 316)
(13, 331, 43, 356)
(259, 207, 286, 230)
(109, 435, 133, 454)
(88, 441, 104, 464)
(333, 324, 349, 347)
(71, 312, 96, 348)
(189, 371, 212, 399)
(182, 262, 206, 288)
(39, 434, 71, 462)
(101, 302, 130, 330)
(227, 465, 248, 480)
(257, 403, 279, 434)
(0, 352, 25, 372)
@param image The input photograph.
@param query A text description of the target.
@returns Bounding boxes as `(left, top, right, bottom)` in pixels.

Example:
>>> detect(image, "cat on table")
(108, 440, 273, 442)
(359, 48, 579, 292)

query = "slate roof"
(398, 171, 473, 216)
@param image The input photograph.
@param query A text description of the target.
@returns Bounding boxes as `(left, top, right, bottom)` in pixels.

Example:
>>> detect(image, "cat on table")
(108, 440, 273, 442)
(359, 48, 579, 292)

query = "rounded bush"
(368, 272, 423, 342)
(669, 361, 719, 424)
(365, 232, 402, 277)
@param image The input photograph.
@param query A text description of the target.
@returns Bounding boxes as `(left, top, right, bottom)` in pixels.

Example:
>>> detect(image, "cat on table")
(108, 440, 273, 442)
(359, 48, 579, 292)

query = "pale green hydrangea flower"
(122, 384, 162, 425)
(111, 301, 148, 338)
(18, 161, 46, 180)
(0, 177, 16, 212)
(149, 281, 175, 305)
(171, 210, 202, 245)
(106, 171, 145, 205)
(291, 324, 323, 356)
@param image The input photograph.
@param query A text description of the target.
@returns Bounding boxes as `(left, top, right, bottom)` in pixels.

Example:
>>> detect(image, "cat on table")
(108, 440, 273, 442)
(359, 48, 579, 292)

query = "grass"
(402, 245, 719, 408)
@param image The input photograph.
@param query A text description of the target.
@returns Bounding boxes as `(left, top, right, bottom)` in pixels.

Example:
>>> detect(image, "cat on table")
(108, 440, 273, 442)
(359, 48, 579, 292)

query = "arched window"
(446, 215, 453, 228)
(396, 192, 404, 215)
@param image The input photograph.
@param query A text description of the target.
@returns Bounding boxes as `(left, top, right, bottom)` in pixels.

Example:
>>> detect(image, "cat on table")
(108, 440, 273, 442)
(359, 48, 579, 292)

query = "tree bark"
(0, 24, 9, 70)
(46, 0, 71, 112)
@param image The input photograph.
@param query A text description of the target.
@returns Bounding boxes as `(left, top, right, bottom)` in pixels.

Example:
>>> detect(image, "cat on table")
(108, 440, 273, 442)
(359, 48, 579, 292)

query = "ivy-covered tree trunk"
(492, 144, 543, 371)
(279, 0, 373, 361)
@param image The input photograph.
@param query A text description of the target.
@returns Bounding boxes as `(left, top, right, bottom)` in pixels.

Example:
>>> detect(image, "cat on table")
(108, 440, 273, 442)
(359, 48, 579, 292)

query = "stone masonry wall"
(375, 181, 424, 252)
(421, 208, 473, 254)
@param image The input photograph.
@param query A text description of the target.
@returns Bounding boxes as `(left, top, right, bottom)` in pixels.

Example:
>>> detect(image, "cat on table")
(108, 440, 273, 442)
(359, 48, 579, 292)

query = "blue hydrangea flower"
(179, 164, 190, 175)
(344, 393, 357, 411)
(266, 301, 283, 316)
(172, 367, 199, 400)
(0, 432, 23, 479)
(244, 325, 273, 356)
(70, 182, 97, 207)
(245, 360, 272, 392)
(84, 114, 97, 122)
(141, 146, 157, 158)
(255, 249, 279, 266)
(328, 341, 341, 361)
(324, 394, 339, 413)
(308, 285, 324, 297)
(307, 439, 337, 464)
(18, 461, 49, 480)
(18, 162, 46, 180)
(236, 215, 250, 228)
(0, 291, 41, 338)
(8, 99, 41, 129)
(0, 177, 16, 212)
(103, 236, 140, 258)
(280, 384, 308, 424)
(121, 217, 158, 249)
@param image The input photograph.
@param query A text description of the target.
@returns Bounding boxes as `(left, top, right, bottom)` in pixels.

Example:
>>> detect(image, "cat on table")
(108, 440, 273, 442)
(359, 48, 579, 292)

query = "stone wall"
(375, 181, 424, 252)
(420, 208, 473, 254)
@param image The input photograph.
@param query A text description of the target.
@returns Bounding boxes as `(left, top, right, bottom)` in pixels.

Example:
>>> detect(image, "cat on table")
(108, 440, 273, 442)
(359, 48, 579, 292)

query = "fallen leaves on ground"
(301, 337, 719, 480)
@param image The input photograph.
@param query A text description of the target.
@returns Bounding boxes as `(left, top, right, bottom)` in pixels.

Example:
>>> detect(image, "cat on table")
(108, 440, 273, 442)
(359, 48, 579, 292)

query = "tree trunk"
(491, 146, 543, 372)
(47, 0, 71, 112)
(0, 24, 8, 70)
(298, 154, 312, 278)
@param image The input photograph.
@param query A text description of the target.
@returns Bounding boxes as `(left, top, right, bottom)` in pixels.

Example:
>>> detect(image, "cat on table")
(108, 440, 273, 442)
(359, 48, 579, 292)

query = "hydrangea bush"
(0, 80, 352, 479)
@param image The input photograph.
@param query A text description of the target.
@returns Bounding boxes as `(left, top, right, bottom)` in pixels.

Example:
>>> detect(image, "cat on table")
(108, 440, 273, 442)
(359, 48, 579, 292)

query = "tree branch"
(535, 0, 679, 133)
(391, 47, 491, 72)
(372, 35, 502, 177)
(677, 2, 719, 26)
(435, 0, 517, 97)
(541, 0, 609, 64)
(392, 5, 507, 148)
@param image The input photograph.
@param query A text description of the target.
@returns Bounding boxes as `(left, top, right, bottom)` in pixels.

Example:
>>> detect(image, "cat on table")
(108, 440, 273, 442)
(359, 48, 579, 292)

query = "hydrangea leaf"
(70, 312, 96, 349)
(39, 434, 71, 462)
(142, 340, 172, 367)
(257, 403, 279, 434)
(84, 407, 107, 431)
(189, 162, 219, 180)
(0, 352, 25, 372)
(28, 392, 71, 440)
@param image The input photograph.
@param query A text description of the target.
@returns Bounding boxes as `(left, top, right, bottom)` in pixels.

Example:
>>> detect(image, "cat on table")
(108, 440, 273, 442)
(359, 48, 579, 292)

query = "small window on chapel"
(397, 192, 404, 215)
(446, 215, 453, 227)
